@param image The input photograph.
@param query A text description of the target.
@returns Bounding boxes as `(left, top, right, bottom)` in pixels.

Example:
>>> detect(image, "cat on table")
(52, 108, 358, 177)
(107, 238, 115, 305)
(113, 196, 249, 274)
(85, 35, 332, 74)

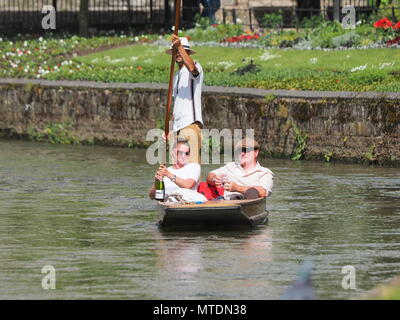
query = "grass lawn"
(70, 45, 400, 92)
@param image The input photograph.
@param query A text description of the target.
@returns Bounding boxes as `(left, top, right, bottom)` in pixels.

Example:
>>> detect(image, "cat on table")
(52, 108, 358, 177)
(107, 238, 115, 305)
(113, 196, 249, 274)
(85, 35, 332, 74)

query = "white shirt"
(163, 163, 201, 195)
(172, 62, 204, 132)
(211, 162, 274, 199)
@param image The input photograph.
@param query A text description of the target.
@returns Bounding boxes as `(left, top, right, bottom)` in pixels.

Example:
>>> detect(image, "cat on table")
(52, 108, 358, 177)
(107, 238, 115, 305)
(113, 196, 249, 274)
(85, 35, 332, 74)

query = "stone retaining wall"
(0, 78, 399, 165)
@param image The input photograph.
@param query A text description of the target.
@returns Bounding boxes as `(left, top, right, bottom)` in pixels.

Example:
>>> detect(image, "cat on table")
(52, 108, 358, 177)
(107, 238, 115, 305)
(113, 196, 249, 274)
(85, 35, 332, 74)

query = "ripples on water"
(0, 139, 399, 299)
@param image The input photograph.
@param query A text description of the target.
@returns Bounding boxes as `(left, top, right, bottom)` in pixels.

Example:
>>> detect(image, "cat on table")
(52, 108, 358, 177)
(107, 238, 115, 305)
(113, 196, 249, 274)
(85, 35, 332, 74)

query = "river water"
(0, 139, 399, 300)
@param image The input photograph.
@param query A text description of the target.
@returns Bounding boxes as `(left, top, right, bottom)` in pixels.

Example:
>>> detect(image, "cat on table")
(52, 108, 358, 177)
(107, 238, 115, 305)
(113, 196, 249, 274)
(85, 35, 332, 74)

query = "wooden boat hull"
(157, 197, 268, 230)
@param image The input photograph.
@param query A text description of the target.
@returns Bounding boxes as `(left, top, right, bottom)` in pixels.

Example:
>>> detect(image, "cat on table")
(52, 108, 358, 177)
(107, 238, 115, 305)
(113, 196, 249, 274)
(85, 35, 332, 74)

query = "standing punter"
(165, 35, 204, 164)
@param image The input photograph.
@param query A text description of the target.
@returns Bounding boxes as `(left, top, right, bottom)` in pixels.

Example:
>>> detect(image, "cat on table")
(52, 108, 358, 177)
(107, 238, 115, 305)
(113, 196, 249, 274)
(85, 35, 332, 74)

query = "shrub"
(332, 31, 362, 48)
(262, 10, 284, 29)
(301, 15, 325, 29)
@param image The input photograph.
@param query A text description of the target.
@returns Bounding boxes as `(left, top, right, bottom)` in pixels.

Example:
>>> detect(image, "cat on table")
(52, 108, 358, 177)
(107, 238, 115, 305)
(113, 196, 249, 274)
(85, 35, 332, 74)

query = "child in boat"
(149, 138, 207, 202)
(206, 138, 274, 200)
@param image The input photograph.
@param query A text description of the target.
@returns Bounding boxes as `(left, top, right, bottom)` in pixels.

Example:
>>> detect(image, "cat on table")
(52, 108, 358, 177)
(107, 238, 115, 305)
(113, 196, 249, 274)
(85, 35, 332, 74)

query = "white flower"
(351, 63, 368, 72)
(310, 57, 318, 64)
(110, 58, 125, 63)
(379, 62, 394, 69)
(217, 61, 235, 69)
(259, 51, 281, 61)
(39, 37, 43, 42)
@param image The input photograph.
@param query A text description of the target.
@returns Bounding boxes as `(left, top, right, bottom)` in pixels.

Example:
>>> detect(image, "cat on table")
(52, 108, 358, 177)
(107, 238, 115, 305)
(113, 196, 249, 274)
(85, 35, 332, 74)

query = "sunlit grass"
(72, 45, 400, 92)
(77, 45, 400, 73)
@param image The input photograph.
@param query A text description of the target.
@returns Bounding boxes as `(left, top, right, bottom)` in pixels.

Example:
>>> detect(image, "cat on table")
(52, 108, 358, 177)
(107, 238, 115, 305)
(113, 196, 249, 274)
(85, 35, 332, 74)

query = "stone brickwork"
(0, 78, 399, 165)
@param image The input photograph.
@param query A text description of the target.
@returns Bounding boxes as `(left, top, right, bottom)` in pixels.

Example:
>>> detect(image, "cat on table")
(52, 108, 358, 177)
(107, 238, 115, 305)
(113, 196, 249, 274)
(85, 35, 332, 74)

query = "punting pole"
(163, 0, 181, 164)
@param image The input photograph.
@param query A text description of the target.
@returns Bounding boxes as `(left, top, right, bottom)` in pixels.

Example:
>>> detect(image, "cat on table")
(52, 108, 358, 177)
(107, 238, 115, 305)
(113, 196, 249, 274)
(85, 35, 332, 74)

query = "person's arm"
(165, 172, 196, 189)
(223, 180, 268, 198)
(149, 185, 156, 200)
(159, 165, 196, 189)
(207, 172, 222, 188)
(172, 35, 199, 76)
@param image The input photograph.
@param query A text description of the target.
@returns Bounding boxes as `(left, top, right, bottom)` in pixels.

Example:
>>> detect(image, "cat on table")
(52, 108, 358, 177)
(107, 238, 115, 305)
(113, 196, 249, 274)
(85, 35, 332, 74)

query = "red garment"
(197, 182, 224, 200)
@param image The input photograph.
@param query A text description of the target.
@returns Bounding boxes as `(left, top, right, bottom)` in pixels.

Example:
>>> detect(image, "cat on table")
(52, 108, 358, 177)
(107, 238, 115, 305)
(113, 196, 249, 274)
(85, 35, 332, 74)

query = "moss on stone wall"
(0, 81, 399, 165)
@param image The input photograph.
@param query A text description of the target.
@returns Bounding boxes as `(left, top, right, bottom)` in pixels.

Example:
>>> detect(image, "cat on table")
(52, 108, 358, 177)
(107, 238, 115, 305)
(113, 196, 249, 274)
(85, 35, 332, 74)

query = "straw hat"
(165, 37, 196, 55)
(235, 138, 260, 150)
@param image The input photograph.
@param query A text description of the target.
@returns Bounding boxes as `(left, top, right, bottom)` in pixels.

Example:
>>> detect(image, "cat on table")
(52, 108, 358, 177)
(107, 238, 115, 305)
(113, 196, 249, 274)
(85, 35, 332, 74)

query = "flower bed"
(0, 17, 399, 92)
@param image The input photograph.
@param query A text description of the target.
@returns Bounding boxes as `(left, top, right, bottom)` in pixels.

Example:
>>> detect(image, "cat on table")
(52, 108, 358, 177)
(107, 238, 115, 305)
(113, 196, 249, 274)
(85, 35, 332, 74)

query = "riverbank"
(0, 78, 399, 166)
(359, 276, 400, 300)
(1, 33, 400, 92)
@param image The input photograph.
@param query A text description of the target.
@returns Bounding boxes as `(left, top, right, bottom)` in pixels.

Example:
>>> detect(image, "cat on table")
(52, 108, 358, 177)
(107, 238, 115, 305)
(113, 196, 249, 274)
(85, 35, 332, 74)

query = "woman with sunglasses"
(149, 139, 202, 200)
(206, 138, 274, 200)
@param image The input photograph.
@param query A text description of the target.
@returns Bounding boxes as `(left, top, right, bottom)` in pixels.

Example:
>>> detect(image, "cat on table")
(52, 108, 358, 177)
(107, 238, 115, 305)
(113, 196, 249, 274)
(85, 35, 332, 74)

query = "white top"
(211, 162, 274, 199)
(172, 62, 204, 132)
(163, 163, 201, 195)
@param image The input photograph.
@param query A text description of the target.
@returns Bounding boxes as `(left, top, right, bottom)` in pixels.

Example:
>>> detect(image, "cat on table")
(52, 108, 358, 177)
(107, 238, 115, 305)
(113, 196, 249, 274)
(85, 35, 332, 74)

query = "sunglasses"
(177, 150, 190, 156)
(239, 147, 258, 153)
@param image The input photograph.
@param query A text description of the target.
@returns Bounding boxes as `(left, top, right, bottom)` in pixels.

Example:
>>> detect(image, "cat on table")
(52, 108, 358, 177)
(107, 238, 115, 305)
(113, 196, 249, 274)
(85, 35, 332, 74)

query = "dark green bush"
(262, 10, 284, 29)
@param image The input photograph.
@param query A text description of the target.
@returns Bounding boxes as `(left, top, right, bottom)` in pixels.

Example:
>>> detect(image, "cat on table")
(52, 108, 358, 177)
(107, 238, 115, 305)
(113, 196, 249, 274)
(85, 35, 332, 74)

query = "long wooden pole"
(164, 0, 181, 164)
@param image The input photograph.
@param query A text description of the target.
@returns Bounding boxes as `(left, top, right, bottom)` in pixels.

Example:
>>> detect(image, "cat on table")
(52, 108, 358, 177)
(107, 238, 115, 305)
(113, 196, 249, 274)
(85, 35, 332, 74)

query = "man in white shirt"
(206, 138, 274, 199)
(149, 139, 201, 199)
(165, 35, 204, 164)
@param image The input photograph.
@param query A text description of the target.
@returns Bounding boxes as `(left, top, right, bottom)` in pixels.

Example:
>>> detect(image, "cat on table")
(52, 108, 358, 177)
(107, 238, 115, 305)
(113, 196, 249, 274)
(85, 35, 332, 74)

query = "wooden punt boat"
(157, 197, 268, 230)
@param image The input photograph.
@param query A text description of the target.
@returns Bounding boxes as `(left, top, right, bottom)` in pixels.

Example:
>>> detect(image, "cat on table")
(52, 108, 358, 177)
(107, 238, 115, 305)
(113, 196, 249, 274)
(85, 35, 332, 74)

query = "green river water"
(0, 139, 399, 299)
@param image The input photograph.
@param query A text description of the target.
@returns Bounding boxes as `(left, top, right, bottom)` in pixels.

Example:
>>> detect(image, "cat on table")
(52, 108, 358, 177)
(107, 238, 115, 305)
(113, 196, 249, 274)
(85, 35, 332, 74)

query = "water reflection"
(153, 228, 274, 298)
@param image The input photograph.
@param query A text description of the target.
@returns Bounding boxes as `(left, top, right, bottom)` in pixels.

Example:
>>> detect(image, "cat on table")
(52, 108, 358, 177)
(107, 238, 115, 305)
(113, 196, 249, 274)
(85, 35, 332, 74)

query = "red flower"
(137, 66, 142, 71)
(374, 17, 393, 29)
(393, 21, 400, 30)
(223, 33, 261, 43)
(386, 36, 400, 45)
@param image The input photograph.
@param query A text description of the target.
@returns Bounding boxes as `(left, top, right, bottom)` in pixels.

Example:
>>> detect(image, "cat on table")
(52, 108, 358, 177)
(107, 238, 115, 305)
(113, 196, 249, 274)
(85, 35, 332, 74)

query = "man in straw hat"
(206, 138, 274, 200)
(164, 35, 204, 164)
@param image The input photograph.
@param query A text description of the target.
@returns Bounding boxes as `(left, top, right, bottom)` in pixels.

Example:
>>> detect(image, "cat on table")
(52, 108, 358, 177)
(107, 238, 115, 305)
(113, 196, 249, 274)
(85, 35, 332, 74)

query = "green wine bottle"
(155, 178, 165, 201)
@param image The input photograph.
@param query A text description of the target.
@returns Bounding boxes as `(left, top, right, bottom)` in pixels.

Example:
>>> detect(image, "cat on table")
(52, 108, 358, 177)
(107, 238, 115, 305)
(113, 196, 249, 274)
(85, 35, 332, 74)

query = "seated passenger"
(149, 139, 203, 200)
(206, 138, 274, 200)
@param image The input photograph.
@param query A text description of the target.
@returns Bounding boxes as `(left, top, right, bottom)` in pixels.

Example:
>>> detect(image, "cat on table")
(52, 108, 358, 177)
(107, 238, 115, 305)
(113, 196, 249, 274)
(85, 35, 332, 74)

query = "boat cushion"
(197, 182, 225, 200)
